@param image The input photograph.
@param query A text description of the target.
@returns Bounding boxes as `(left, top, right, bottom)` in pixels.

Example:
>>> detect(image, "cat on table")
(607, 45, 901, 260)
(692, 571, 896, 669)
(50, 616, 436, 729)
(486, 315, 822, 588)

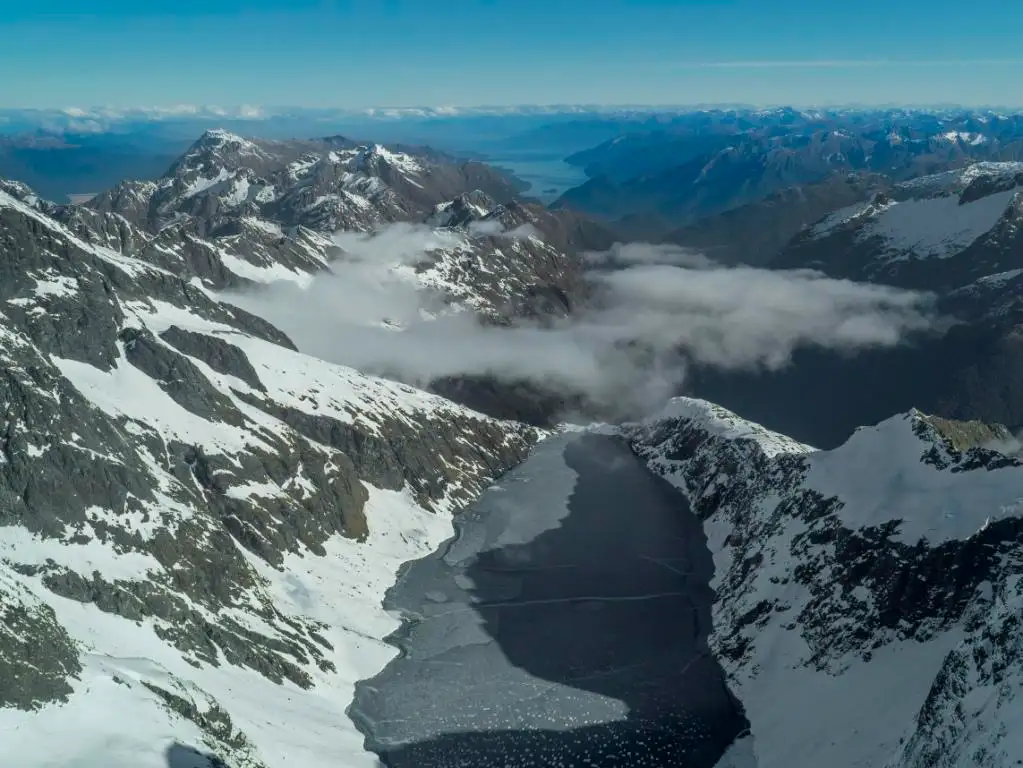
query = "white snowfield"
(632, 397, 1023, 768)
(805, 412, 1023, 544)
(863, 189, 1017, 260)
(809, 161, 1023, 261)
(0, 487, 453, 768)
(0, 342, 470, 768)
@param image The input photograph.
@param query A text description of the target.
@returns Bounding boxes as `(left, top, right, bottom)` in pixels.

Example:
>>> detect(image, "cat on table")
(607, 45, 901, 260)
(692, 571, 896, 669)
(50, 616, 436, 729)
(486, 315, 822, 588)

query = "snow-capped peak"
(426, 190, 498, 228)
(169, 129, 271, 182)
(194, 127, 260, 152)
(628, 402, 1023, 768)
(804, 409, 1022, 545)
(938, 130, 987, 146)
(644, 396, 814, 457)
(801, 161, 1023, 275)
(357, 144, 423, 176)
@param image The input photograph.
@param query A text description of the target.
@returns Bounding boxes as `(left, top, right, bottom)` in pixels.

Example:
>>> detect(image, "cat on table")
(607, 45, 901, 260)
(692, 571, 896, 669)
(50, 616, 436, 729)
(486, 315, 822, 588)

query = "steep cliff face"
(626, 399, 1023, 767)
(0, 181, 543, 767)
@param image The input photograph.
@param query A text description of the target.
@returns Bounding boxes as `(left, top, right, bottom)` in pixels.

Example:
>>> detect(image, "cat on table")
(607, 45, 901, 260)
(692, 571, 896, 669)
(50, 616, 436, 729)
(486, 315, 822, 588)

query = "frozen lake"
(349, 432, 747, 767)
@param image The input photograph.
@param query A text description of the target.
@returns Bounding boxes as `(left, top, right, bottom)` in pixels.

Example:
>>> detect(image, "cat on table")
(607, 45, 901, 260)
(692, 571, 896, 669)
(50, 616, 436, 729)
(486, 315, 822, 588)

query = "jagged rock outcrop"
(626, 398, 1023, 767)
(88, 130, 518, 237)
(80, 129, 609, 329)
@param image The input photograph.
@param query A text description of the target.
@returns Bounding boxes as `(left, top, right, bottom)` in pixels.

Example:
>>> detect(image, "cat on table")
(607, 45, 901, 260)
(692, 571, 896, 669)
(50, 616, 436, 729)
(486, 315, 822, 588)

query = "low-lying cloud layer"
(227, 225, 938, 419)
(983, 431, 1023, 458)
(586, 243, 935, 370)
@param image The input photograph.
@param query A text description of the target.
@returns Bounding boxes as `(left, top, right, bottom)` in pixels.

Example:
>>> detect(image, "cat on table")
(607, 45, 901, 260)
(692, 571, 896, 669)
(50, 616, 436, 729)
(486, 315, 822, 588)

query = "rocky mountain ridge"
(75, 129, 614, 323)
(774, 161, 1023, 296)
(87, 130, 521, 235)
(0, 163, 551, 766)
(627, 398, 1023, 767)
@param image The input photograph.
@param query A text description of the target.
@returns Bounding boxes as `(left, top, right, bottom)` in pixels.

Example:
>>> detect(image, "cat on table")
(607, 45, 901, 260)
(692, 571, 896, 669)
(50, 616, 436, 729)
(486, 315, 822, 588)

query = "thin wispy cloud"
(678, 58, 1023, 69)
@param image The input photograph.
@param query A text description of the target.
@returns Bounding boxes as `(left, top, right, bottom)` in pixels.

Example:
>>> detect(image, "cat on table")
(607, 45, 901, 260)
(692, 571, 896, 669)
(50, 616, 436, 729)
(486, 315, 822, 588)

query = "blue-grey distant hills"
(0, 105, 691, 202)
(683, 159, 1023, 449)
(554, 107, 1023, 242)
(0, 132, 186, 202)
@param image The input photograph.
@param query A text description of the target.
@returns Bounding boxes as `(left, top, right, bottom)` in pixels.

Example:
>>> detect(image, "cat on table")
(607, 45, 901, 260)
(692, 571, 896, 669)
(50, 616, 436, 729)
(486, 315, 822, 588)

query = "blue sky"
(4, 0, 1023, 108)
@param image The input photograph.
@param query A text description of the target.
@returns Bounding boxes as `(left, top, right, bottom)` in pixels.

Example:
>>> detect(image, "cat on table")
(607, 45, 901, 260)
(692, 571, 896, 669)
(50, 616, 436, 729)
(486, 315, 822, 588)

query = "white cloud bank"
(226, 226, 938, 419)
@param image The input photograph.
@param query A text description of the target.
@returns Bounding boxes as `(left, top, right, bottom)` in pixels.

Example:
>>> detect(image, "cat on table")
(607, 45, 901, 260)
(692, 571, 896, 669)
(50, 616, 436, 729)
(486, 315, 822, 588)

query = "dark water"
(485, 152, 589, 202)
(349, 433, 747, 767)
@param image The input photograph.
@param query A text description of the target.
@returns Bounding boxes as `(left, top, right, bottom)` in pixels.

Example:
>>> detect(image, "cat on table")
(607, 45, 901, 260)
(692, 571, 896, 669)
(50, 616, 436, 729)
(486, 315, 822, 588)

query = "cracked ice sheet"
(351, 432, 746, 765)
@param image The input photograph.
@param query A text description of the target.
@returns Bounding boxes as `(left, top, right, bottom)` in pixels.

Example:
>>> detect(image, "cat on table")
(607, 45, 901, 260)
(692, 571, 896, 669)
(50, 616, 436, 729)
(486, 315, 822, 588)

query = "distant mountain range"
(14, 104, 1023, 213)
(554, 107, 1023, 239)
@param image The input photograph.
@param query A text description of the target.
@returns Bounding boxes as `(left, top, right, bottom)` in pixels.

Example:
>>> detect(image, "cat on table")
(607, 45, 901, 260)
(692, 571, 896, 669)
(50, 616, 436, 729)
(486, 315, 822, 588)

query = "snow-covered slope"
(779, 162, 1023, 296)
(0, 182, 544, 767)
(80, 130, 608, 327)
(627, 398, 1023, 767)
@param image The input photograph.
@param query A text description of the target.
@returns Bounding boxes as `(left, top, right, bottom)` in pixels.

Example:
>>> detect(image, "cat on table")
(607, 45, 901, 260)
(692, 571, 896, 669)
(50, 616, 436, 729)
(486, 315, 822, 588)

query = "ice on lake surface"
(350, 432, 748, 768)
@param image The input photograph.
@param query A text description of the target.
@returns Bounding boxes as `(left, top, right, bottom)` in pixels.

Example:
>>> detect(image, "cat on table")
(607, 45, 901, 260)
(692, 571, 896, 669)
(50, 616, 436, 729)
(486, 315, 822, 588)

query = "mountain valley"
(2, 111, 1023, 768)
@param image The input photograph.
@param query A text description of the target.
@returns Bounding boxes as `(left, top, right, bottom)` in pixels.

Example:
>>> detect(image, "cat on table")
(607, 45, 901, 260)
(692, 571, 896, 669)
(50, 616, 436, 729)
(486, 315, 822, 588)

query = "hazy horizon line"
(675, 58, 1023, 69)
(5, 100, 1023, 117)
